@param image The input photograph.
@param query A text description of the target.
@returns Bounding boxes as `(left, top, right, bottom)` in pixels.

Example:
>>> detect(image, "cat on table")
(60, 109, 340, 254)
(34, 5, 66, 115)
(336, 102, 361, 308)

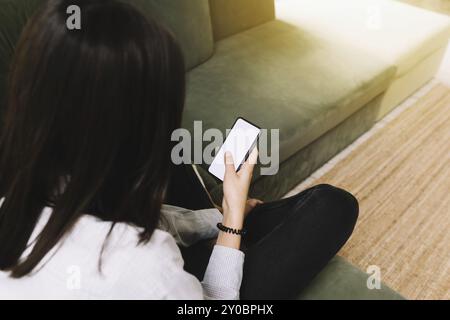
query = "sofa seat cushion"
(277, 0, 450, 79)
(184, 20, 396, 166)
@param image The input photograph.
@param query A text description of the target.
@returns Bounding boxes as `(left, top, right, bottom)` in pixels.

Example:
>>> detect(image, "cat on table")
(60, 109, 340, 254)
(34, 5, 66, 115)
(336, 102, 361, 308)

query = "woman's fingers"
(240, 147, 258, 178)
(244, 198, 264, 216)
(224, 148, 258, 181)
(247, 198, 263, 207)
(254, 199, 264, 205)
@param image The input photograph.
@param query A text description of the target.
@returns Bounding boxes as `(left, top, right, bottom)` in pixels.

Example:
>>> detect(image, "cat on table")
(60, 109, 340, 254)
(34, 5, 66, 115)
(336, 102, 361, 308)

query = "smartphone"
(208, 117, 261, 181)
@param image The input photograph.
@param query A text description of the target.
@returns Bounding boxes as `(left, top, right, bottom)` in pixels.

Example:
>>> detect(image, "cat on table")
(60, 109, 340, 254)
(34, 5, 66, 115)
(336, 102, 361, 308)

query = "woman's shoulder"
(1, 210, 193, 299)
(34, 209, 184, 270)
(68, 214, 195, 298)
(78, 216, 201, 299)
(73, 213, 183, 262)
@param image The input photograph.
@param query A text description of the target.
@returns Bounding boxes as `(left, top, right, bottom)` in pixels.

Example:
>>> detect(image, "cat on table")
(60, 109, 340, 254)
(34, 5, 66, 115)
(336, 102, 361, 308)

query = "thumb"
(224, 151, 235, 177)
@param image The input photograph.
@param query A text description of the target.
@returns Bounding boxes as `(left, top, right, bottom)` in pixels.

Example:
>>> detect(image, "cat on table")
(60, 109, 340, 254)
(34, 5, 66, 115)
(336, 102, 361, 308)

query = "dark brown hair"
(0, 0, 185, 277)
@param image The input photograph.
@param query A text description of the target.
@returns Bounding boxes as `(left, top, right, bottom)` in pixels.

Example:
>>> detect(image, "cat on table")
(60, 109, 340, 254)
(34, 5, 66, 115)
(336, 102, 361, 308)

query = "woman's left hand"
(244, 198, 264, 217)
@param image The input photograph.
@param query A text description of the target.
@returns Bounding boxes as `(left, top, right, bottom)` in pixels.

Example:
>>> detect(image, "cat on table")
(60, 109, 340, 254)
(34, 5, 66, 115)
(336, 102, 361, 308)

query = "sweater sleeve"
(159, 205, 245, 299)
(159, 205, 223, 247)
(118, 233, 245, 300)
(201, 245, 245, 300)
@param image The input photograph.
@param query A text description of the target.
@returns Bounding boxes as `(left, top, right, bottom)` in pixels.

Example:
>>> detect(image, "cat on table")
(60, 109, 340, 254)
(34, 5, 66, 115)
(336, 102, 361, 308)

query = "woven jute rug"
(300, 84, 450, 299)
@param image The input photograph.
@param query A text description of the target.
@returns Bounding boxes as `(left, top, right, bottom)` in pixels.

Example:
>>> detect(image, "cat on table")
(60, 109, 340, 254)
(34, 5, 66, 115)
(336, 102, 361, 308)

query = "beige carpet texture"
(303, 84, 450, 300)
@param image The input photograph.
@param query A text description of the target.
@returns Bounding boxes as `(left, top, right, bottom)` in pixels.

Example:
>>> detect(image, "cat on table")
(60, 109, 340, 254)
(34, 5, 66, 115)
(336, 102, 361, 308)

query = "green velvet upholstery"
(209, 0, 275, 40)
(297, 256, 404, 300)
(184, 20, 396, 192)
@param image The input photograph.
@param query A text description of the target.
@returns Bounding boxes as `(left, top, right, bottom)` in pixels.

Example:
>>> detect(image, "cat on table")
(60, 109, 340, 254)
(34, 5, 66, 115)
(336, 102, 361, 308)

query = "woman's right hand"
(217, 148, 258, 250)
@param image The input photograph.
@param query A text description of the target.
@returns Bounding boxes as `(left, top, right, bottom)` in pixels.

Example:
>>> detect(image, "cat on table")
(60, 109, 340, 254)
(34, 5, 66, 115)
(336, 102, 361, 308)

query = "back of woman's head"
(0, 0, 185, 277)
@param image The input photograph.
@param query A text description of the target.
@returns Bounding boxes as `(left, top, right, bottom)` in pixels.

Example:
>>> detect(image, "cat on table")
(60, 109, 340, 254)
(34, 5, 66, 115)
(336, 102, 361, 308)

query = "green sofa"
(1, 0, 449, 300)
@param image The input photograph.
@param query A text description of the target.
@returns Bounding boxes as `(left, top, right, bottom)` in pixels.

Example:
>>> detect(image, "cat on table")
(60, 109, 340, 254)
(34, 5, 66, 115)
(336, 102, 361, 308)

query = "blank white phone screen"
(208, 118, 260, 181)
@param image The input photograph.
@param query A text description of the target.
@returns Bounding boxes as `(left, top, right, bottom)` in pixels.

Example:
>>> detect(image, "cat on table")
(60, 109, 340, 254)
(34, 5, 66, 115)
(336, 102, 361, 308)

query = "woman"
(0, 0, 358, 299)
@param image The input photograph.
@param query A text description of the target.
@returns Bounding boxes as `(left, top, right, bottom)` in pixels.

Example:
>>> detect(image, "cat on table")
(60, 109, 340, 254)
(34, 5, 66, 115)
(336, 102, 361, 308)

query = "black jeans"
(166, 165, 359, 299)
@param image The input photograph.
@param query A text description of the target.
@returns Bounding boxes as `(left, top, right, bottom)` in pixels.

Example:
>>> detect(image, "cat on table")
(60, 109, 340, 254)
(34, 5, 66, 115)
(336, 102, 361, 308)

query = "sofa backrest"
(0, 0, 214, 115)
(209, 0, 276, 41)
(131, 0, 214, 70)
